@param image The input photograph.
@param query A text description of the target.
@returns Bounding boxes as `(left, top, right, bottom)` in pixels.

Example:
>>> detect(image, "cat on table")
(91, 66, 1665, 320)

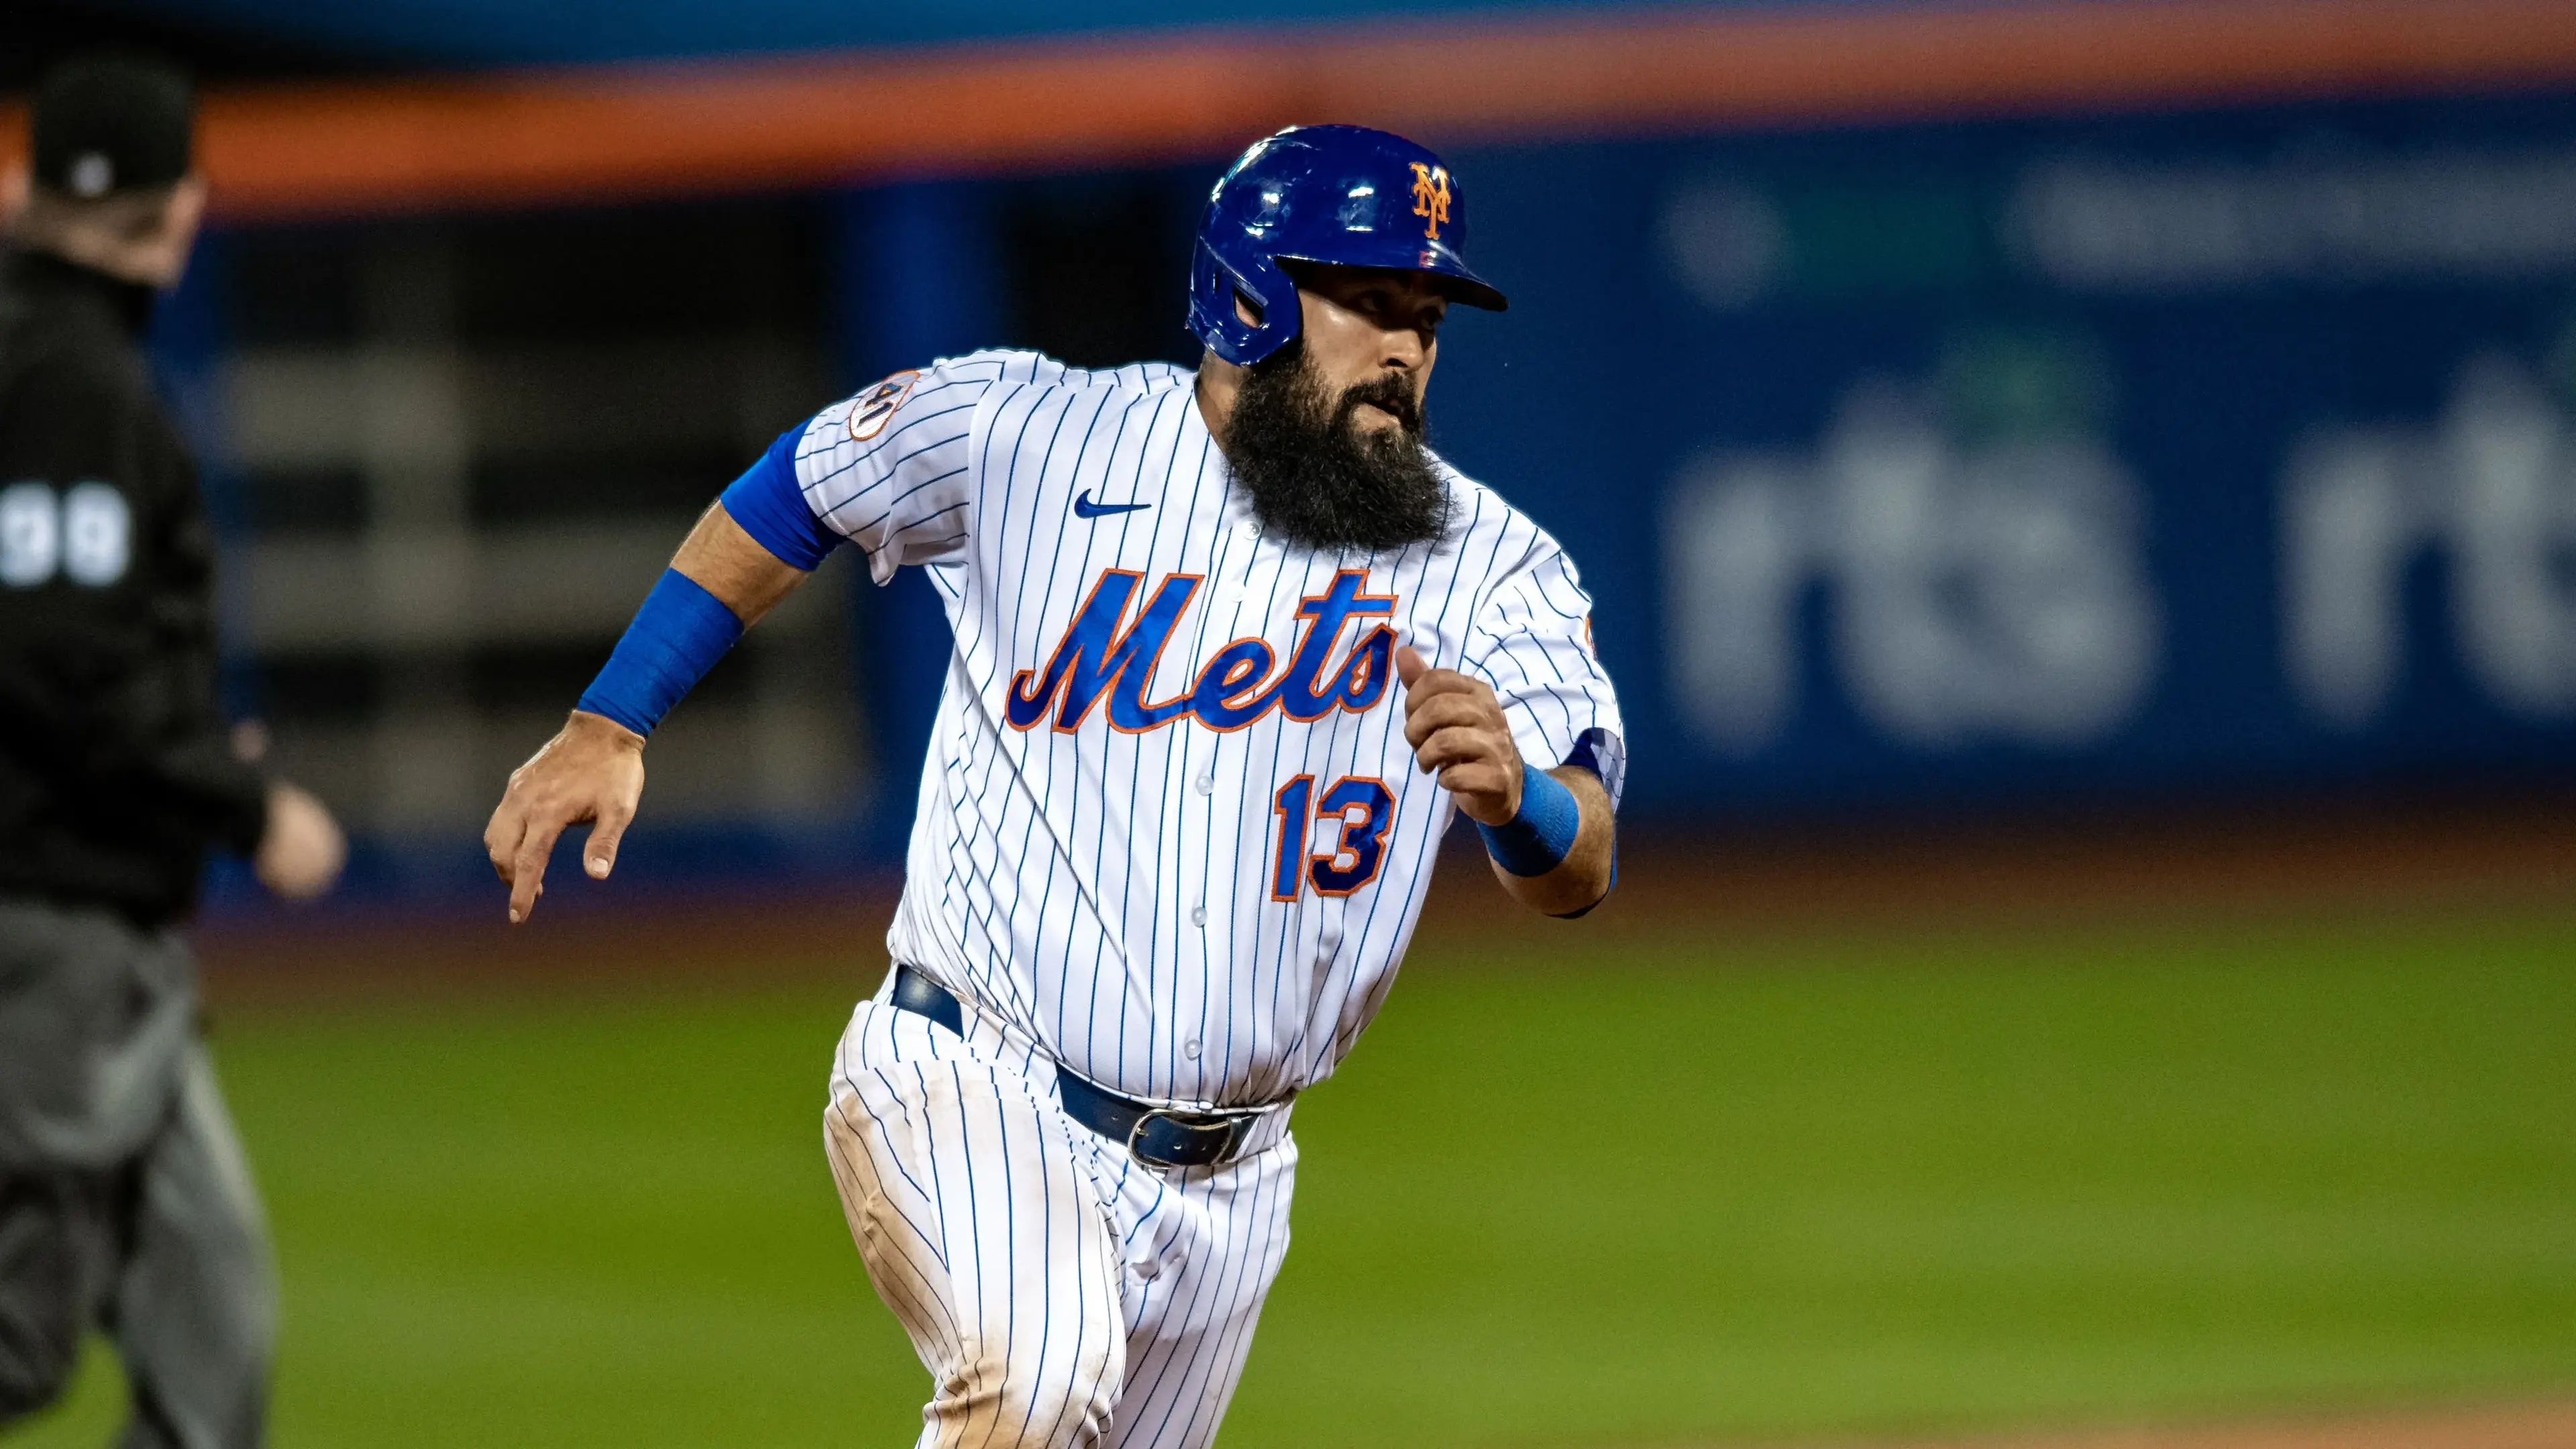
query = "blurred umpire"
(0, 56, 343, 1446)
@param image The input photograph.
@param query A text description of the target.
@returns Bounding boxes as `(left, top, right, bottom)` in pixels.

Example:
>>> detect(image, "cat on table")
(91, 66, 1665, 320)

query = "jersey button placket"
(1183, 727, 1214, 931)
(1184, 519, 1253, 951)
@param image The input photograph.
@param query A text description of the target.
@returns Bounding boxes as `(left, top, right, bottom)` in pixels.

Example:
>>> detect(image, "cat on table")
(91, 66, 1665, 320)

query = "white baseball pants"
(824, 993, 1297, 1448)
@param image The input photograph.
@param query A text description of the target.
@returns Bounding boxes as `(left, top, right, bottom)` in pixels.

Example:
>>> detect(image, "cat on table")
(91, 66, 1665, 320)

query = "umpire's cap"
(1189, 124, 1507, 369)
(30, 54, 197, 201)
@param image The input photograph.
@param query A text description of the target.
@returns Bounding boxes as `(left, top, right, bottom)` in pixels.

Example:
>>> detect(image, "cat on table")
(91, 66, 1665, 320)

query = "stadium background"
(7, 1, 2576, 1444)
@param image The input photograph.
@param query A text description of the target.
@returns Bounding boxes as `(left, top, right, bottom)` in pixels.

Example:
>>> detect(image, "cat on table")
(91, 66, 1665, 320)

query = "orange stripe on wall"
(7, 0, 2576, 222)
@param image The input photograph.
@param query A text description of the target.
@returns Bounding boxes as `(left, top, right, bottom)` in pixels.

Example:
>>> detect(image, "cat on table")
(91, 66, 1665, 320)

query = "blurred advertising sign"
(1664, 372, 2160, 756)
(2283, 360, 2576, 729)
(1427, 93, 2576, 814)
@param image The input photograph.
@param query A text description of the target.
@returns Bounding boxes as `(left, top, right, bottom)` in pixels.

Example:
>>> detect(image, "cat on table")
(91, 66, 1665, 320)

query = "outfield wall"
(109, 25, 2576, 902)
(787, 83, 2576, 846)
(1439, 89, 2576, 816)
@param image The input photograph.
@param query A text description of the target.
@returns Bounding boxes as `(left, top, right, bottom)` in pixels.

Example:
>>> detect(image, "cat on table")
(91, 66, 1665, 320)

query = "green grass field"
(11, 910, 2576, 1446)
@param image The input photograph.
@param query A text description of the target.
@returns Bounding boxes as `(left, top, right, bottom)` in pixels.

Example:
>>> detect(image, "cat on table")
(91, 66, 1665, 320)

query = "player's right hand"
(484, 710, 646, 924)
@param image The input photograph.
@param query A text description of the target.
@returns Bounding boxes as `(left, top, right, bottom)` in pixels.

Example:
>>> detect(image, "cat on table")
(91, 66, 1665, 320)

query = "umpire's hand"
(256, 781, 345, 902)
(484, 710, 645, 923)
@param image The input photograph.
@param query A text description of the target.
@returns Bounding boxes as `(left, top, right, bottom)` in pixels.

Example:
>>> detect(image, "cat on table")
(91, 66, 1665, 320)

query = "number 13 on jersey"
(1270, 775, 1397, 901)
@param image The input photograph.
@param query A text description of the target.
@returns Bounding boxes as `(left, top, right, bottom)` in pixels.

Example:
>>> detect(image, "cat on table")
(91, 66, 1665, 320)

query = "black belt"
(890, 964, 1272, 1170)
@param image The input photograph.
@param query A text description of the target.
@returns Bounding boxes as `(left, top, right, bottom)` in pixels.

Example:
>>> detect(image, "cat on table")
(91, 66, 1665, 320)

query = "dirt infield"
(194, 788, 2576, 999)
(1577, 790, 2576, 937)
(1770, 1399, 2576, 1449)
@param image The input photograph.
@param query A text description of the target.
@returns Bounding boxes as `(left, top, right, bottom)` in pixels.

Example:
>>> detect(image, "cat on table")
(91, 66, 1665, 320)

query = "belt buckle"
(1126, 1106, 1248, 1170)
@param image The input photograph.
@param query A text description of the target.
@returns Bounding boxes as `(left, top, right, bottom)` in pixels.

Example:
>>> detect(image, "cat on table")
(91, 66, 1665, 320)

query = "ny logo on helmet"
(1409, 163, 1451, 240)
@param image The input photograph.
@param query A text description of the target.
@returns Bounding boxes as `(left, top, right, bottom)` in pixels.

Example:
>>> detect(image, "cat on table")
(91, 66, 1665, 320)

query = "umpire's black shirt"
(0, 246, 265, 926)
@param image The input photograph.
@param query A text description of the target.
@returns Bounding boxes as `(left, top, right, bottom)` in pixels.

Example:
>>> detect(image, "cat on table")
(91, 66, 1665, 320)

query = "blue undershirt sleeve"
(718, 425, 842, 571)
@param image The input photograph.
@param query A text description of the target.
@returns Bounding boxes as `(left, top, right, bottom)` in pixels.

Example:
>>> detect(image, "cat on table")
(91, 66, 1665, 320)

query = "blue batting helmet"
(1187, 124, 1508, 368)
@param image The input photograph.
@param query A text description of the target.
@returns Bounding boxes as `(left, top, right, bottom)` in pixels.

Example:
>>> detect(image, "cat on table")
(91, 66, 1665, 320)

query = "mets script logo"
(1409, 164, 1451, 241)
(1007, 569, 1397, 733)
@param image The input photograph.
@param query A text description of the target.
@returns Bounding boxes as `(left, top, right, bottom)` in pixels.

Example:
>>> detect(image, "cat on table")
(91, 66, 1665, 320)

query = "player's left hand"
(1396, 645, 1521, 826)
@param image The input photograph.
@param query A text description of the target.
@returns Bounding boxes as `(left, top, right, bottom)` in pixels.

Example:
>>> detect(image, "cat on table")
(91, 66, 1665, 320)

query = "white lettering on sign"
(1665, 383, 2161, 755)
(2284, 358, 2576, 724)
(2016, 148, 2576, 292)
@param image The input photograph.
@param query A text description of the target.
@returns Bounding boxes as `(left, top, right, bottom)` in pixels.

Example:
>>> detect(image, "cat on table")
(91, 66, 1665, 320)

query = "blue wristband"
(1474, 760, 1581, 877)
(575, 569, 744, 737)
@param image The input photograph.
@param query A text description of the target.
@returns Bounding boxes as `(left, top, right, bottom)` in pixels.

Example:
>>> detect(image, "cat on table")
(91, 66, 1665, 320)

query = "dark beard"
(1222, 339, 1451, 553)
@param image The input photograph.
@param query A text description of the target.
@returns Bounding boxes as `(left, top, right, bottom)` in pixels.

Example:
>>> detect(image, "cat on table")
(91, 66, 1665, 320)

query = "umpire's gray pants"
(0, 898, 274, 1449)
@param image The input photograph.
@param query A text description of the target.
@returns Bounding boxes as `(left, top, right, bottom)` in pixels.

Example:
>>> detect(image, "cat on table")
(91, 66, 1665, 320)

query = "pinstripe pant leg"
(826, 1002, 1126, 1449)
(1093, 1136, 1299, 1449)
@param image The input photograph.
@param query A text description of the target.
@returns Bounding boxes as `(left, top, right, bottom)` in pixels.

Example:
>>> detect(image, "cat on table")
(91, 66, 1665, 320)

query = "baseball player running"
(484, 124, 1622, 1446)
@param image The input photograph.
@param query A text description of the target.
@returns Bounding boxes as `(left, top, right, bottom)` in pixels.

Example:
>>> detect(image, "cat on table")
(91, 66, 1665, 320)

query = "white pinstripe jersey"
(792, 349, 1624, 1108)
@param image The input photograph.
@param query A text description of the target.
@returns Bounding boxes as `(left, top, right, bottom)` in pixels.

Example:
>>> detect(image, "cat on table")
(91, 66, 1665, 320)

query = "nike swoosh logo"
(1073, 490, 1152, 520)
